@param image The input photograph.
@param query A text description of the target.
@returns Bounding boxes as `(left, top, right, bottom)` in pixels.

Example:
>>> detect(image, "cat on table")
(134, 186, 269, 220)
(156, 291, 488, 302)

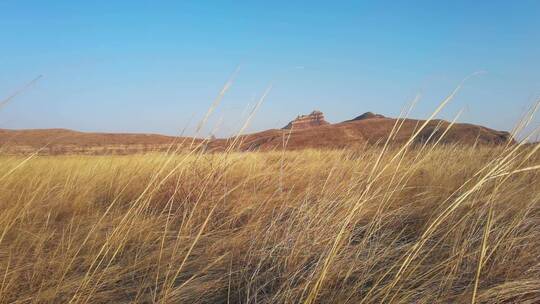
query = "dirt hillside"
(0, 113, 514, 154)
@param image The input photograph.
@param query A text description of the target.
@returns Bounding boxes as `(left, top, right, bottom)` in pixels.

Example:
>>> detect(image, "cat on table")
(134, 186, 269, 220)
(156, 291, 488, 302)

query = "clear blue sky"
(1, 1, 539, 137)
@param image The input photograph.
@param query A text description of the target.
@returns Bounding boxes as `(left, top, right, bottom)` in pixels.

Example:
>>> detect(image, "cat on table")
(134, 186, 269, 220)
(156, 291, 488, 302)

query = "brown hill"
(0, 113, 514, 155)
(210, 113, 513, 151)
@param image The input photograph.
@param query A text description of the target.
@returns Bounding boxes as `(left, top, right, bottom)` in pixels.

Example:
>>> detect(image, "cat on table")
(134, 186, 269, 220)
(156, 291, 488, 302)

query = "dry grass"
(0, 142, 539, 303)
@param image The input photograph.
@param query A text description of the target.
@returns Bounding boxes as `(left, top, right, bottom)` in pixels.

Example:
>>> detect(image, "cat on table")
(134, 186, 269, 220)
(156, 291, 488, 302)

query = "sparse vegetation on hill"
(0, 142, 538, 303)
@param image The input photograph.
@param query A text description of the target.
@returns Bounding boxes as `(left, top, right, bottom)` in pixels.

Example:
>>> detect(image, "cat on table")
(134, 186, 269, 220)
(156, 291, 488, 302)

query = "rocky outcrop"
(282, 110, 329, 130)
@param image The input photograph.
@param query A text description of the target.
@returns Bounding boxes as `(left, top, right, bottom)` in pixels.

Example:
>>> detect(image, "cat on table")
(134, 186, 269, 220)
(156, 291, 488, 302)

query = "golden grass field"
(0, 141, 539, 303)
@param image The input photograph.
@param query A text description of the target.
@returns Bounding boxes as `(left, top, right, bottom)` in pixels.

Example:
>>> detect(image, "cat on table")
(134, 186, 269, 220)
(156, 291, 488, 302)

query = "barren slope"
(0, 128, 193, 154)
(0, 114, 513, 154)
(211, 115, 513, 151)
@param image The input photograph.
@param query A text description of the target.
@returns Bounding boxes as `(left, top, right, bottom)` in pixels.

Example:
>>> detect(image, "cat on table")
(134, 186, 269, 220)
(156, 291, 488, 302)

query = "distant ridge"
(0, 128, 193, 155)
(0, 111, 515, 154)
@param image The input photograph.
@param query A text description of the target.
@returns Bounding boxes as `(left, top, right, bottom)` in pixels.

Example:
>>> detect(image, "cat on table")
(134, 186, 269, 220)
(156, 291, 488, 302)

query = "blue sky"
(1, 1, 539, 137)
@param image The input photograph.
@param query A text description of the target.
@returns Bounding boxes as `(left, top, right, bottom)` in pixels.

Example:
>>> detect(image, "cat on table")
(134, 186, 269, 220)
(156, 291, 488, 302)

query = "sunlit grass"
(0, 142, 538, 303)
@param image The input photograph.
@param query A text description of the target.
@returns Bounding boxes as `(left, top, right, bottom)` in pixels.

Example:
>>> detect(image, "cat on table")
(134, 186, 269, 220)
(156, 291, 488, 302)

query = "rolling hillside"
(0, 112, 514, 154)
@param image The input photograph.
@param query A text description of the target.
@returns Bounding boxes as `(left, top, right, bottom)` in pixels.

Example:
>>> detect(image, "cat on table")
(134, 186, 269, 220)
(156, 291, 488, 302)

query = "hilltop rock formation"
(282, 110, 329, 130)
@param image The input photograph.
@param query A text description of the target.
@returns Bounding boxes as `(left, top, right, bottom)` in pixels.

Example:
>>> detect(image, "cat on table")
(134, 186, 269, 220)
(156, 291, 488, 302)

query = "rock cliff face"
(282, 110, 329, 130)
